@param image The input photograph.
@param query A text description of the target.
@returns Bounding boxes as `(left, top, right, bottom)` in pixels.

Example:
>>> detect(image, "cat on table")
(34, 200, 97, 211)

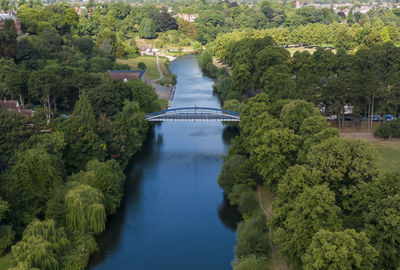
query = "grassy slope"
(0, 253, 11, 270)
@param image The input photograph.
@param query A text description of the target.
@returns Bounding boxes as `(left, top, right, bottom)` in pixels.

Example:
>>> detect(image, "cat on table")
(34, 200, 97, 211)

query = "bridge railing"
(145, 107, 240, 117)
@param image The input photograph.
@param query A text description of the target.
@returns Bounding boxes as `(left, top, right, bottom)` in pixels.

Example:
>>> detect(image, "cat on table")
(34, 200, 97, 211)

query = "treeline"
(218, 94, 400, 269)
(207, 29, 400, 129)
(0, 2, 161, 269)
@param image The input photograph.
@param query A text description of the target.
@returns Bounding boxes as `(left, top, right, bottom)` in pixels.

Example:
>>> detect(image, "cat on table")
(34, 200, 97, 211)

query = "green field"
(117, 56, 162, 80)
(117, 56, 176, 85)
(372, 140, 400, 174)
(0, 253, 12, 270)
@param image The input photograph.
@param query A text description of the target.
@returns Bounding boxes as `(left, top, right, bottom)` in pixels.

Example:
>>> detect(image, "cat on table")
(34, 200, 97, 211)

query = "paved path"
(155, 56, 164, 82)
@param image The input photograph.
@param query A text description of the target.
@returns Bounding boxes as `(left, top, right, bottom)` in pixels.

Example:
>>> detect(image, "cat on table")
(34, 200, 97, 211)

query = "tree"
(0, 19, 17, 58)
(251, 127, 301, 188)
(139, 18, 157, 39)
(127, 79, 160, 112)
(274, 184, 342, 268)
(69, 159, 125, 215)
(28, 70, 62, 118)
(280, 100, 320, 134)
(235, 215, 269, 258)
(137, 62, 147, 70)
(233, 255, 268, 270)
(364, 193, 400, 269)
(306, 137, 379, 213)
(2, 148, 63, 226)
(159, 10, 177, 32)
(65, 183, 106, 235)
(11, 219, 70, 270)
(60, 92, 104, 173)
(0, 197, 14, 255)
(6, 69, 29, 107)
(302, 229, 378, 270)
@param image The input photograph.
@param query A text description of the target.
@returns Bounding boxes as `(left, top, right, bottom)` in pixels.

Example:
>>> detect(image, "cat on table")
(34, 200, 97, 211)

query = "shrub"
(138, 62, 147, 70)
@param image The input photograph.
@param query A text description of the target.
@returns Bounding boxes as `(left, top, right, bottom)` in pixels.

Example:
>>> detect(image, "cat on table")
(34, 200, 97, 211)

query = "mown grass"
(117, 56, 161, 80)
(0, 253, 12, 270)
(157, 98, 168, 109)
(372, 140, 400, 174)
(117, 56, 176, 85)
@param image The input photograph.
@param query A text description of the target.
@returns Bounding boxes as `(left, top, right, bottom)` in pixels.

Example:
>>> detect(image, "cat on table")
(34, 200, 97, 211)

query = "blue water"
(89, 55, 240, 270)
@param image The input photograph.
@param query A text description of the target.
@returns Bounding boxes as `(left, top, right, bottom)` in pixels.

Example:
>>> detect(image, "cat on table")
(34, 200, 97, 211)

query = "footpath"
(142, 56, 175, 108)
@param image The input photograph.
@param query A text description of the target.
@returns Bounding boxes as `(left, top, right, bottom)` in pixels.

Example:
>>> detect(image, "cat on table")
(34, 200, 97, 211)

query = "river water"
(89, 55, 241, 270)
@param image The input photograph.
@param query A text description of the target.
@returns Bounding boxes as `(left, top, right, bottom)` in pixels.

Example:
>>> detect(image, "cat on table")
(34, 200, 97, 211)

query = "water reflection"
(90, 55, 239, 270)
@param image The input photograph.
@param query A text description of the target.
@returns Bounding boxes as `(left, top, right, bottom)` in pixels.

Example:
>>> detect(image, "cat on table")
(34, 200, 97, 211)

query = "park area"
(117, 56, 176, 85)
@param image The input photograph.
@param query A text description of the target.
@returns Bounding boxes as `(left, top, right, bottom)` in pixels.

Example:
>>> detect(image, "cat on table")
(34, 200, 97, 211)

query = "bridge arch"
(145, 107, 240, 122)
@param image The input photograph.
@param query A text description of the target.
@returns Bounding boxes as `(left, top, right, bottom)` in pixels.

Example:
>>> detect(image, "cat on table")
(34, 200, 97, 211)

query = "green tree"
(306, 137, 379, 213)
(233, 255, 268, 270)
(127, 79, 160, 112)
(2, 148, 63, 226)
(65, 183, 106, 235)
(274, 184, 342, 268)
(69, 159, 125, 215)
(139, 18, 157, 39)
(280, 100, 320, 134)
(11, 219, 70, 270)
(0, 19, 17, 58)
(303, 229, 378, 270)
(235, 215, 269, 258)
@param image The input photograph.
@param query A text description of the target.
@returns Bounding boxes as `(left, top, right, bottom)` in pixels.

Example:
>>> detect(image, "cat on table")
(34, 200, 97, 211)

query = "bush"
(235, 215, 269, 258)
(0, 225, 15, 255)
(375, 119, 400, 138)
(233, 255, 268, 270)
(138, 62, 147, 70)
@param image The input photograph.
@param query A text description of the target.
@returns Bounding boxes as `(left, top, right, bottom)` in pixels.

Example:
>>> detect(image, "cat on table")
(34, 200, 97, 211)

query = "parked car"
(326, 115, 337, 120)
(386, 114, 396, 121)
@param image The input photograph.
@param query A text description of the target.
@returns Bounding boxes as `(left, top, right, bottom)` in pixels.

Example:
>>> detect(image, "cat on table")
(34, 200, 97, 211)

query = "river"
(88, 55, 241, 270)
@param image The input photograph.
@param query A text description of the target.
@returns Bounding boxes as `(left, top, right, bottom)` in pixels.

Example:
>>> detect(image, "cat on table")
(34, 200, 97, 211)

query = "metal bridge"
(145, 107, 240, 122)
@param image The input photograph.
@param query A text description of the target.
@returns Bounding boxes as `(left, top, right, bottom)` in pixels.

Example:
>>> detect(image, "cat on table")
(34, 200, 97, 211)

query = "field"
(117, 56, 162, 80)
(0, 253, 11, 270)
(117, 56, 176, 85)
(372, 140, 400, 174)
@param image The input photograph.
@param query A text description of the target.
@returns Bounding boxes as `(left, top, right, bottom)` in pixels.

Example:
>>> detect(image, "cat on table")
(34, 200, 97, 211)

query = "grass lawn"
(157, 98, 168, 110)
(0, 253, 12, 270)
(117, 56, 176, 85)
(117, 56, 160, 80)
(371, 140, 400, 174)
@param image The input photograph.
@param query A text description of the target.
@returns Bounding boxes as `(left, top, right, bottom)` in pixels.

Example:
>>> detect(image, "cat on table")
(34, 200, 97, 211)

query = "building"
(138, 44, 154, 56)
(0, 11, 22, 34)
(107, 70, 145, 82)
(0, 100, 34, 116)
(175, 13, 199, 23)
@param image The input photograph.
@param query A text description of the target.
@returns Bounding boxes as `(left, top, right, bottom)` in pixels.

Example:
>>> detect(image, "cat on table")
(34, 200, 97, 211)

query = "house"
(107, 70, 145, 82)
(0, 11, 21, 34)
(138, 44, 154, 56)
(175, 13, 199, 23)
(0, 99, 34, 116)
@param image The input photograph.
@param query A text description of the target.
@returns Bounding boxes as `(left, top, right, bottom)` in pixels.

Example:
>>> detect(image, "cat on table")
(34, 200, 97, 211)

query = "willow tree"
(11, 219, 70, 270)
(65, 183, 106, 235)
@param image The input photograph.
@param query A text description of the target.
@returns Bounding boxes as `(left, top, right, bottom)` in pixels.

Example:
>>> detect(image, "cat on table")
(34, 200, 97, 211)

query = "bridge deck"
(145, 107, 240, 122)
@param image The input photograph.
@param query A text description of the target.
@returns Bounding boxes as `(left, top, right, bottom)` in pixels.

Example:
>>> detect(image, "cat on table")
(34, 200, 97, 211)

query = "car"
(326, 115, 337, 120)
(386, 114, 395, 121)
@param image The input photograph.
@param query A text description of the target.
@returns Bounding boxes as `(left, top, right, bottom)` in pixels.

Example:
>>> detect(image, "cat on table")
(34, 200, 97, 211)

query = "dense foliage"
(0, 2, 160, 268)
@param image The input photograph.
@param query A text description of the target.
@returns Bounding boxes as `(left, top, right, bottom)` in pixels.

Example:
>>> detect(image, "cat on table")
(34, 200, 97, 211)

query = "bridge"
(145, 107, 240, 122)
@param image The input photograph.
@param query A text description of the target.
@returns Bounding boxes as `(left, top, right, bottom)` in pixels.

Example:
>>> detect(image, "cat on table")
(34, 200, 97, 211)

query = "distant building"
(175, 13, 199, 23)
(107, 70, 145, 82)
(0, 11, 22, 34)
(138, 44, 154, 56)
(0, 100, 34, 116)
